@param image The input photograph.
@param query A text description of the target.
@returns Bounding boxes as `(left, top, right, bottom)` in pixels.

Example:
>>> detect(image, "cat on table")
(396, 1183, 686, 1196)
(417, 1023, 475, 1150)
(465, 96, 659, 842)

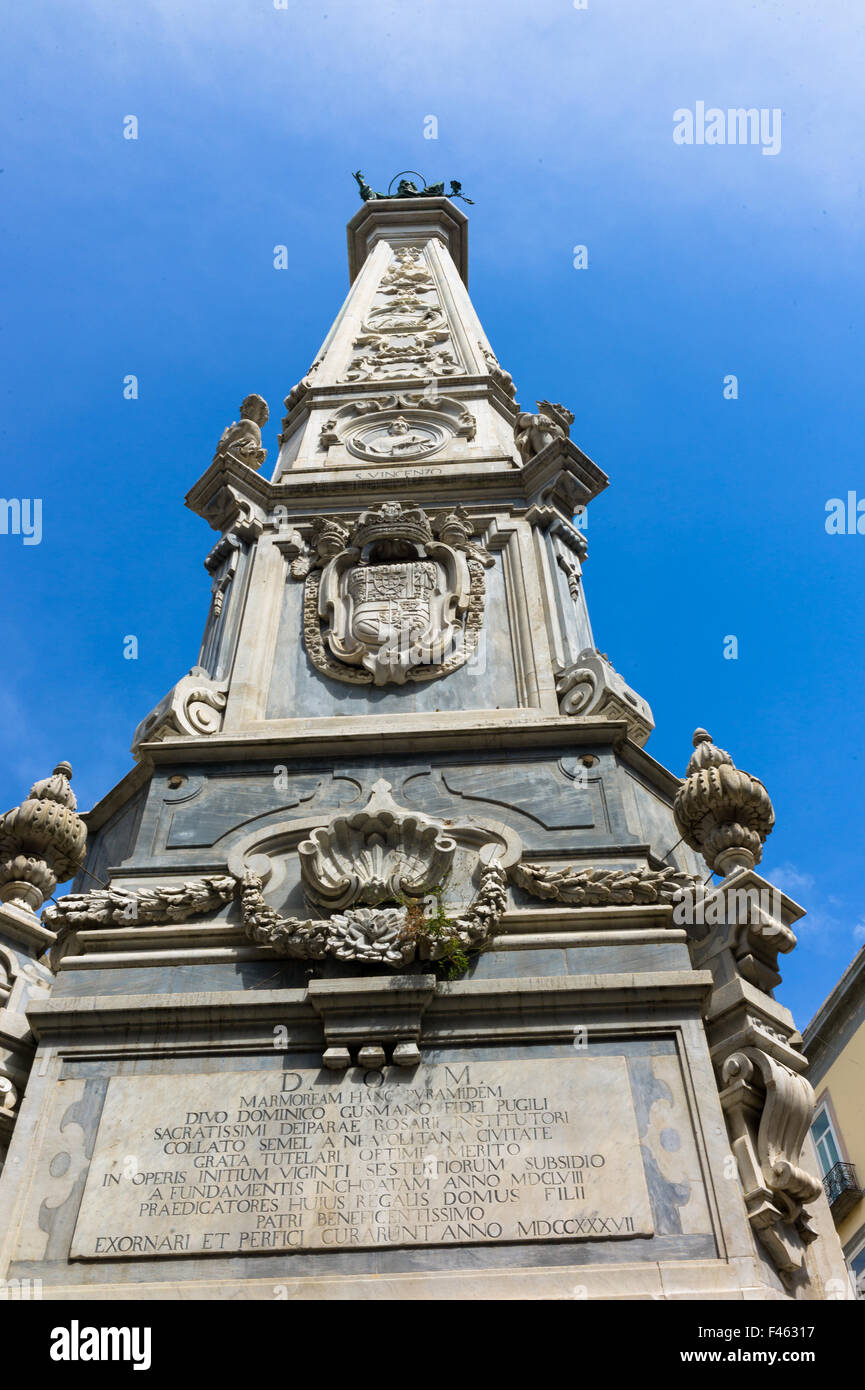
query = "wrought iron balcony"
(823, 1161, 862, 1221)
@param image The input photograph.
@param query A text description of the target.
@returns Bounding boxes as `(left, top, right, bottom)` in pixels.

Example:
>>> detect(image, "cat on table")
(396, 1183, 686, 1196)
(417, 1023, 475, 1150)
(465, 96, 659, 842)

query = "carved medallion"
(348, 415, 445, 461)
(318, 395, 475, 464)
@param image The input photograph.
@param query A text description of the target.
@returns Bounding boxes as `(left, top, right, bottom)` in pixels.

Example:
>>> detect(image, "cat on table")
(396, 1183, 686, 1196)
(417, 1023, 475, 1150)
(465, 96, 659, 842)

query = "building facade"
(0, 189, 851, 1300)
(804, 945, 865, 1295)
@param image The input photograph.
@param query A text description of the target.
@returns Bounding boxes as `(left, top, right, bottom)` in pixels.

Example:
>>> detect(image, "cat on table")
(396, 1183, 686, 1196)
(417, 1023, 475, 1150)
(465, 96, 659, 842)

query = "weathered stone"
(68, 1058, 653, 1258)
(0, 187, 848, 1306)
(322, 1046, 351, 1070)
(212, 394, 269, 471)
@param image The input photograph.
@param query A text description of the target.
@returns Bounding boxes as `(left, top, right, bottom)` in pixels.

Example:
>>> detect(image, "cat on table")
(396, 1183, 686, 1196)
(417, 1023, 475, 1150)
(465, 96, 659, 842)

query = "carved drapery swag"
(290, 501, 492, 687)
(46, 780, 510, 969)
(45, 864, 506, 970)
(241, 779, 508, 965)
(240, 860, 507, 967)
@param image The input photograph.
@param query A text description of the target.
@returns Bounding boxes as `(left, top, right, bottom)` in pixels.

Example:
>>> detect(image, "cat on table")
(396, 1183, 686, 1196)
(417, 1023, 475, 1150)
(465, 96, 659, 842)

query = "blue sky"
(2, 0, 863, 1027)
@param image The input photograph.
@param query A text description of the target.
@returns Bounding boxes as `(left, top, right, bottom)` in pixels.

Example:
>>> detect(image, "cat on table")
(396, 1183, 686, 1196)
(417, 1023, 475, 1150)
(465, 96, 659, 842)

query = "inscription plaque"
(70, 1057, 654, 1258)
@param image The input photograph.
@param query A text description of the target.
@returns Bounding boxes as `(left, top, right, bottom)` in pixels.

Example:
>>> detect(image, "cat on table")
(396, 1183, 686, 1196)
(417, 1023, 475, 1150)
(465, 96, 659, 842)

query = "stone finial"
(0, 763, 87, 912)
(673, 729, 774, 877)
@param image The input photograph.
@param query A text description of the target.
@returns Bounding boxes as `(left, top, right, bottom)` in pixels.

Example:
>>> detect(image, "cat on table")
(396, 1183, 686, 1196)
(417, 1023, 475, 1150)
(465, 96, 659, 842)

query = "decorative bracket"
(720, 1047, 822, 1281)
(307, 975, 437, 1070)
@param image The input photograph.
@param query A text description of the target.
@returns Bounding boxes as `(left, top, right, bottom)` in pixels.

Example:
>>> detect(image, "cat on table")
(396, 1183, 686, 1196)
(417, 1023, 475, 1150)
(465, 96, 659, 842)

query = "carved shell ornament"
(45, 781, 515, 973)
(235, 778, 510, 968)
(293, 500, 493, 687)
(298, 779, 456, 909)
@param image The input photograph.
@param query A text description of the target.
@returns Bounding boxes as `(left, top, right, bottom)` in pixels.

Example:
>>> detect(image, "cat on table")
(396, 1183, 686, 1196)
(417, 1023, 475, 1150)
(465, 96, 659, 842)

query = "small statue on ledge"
(352, 171, 474, 204)
(514, 401, 574, 462)
(212, 394, 269, 471)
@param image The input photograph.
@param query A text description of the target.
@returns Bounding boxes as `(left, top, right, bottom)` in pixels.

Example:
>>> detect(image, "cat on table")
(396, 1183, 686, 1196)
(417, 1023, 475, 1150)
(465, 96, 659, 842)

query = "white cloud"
(767, 862, 816, 899)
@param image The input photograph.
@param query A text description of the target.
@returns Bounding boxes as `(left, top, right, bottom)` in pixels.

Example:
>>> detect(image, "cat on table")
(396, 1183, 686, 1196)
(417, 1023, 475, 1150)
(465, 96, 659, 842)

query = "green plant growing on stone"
(419, 883, 472, 980)
(395, 879, 473, 980)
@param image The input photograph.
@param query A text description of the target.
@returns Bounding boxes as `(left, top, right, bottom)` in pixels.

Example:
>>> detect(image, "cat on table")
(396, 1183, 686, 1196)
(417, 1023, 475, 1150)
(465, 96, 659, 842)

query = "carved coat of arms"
(291, 502, 492, 686)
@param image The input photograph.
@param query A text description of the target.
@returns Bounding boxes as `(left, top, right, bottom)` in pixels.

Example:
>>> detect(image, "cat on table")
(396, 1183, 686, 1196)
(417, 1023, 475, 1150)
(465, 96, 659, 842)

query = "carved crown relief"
(342, 247, 465, 385)
(290, 501, 493, 687)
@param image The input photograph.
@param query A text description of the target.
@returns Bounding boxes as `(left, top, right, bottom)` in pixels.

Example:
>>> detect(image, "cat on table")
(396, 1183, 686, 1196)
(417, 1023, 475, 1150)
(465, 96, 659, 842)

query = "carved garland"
(44, 863, 509, 970)
(43, 876, 237, 934)
(510, 862, 699, 906)
(240, 860, 507, 966)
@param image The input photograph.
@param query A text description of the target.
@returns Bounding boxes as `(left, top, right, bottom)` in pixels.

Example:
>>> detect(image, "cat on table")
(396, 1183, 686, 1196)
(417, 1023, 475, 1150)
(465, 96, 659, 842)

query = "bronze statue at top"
(353, 170, 474, 204)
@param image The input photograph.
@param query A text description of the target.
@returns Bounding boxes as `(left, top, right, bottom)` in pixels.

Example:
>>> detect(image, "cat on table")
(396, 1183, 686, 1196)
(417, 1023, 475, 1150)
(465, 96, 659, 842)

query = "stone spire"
(0, 763, 87, 912)
(176, 189, 612, 741)
(673, 728, 775, 876)
(272, 193, 523, 477)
